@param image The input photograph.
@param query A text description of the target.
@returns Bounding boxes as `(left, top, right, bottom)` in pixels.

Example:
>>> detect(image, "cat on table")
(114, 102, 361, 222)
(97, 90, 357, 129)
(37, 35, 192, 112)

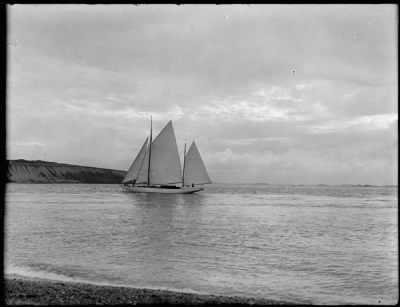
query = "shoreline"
(4, 275, 295, 305)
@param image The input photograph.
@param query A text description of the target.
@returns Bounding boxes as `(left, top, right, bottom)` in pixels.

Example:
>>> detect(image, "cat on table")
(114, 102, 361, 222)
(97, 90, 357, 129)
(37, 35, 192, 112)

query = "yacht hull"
(122, 185, 203, 194)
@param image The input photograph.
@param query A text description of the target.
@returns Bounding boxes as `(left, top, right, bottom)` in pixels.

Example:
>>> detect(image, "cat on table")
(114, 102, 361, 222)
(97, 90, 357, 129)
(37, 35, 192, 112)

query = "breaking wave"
(5, 263, 204, 295)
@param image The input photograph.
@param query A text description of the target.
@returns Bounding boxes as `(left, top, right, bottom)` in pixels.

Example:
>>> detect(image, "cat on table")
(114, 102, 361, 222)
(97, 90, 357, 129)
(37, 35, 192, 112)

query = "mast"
(147, 116, 152, 186)
(182, 141, 186, 187)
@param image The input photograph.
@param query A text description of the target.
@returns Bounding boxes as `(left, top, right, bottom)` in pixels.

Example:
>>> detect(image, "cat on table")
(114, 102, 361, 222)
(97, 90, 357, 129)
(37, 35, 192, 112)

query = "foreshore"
(4, 275, 294, 305)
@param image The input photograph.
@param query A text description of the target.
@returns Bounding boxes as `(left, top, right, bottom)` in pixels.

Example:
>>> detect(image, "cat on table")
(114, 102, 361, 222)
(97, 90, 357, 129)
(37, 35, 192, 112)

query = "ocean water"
(5, 183, 398, 305)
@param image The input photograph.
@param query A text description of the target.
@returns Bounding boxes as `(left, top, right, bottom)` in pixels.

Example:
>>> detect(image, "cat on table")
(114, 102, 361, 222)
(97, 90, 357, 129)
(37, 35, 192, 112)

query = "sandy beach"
(4, 275, 294, 305)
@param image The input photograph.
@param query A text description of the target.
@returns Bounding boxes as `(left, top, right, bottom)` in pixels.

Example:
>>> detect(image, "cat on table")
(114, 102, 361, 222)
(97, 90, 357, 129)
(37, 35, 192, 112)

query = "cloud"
(309, 113, 398, 133)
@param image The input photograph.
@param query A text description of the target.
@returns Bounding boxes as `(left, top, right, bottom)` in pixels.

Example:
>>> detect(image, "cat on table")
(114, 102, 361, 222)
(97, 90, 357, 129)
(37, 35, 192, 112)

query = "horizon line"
(6, 158, 397, 187)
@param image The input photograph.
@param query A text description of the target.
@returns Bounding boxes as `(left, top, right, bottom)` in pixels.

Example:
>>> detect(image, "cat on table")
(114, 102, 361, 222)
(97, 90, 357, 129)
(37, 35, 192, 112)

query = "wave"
(6, 263, 83, 283)
(5, 263, 204, 295)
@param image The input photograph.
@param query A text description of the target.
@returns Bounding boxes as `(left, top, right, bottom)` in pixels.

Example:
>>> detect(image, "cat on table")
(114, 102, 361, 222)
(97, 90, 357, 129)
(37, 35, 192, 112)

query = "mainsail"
(183, 141, 211, 185)
(121, 137, 148, 184)
(149, 121, 182, 184)
(136, 120, 183, 185)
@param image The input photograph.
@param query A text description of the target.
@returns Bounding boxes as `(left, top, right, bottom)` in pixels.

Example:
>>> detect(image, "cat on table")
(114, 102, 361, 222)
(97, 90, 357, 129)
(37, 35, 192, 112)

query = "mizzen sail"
(122, 137, 148, 184)
(183, 141, 211, 185)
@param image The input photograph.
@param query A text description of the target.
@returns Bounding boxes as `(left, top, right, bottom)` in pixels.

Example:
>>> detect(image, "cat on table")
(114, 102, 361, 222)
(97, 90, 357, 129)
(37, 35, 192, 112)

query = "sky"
(7, 4, 398, 185)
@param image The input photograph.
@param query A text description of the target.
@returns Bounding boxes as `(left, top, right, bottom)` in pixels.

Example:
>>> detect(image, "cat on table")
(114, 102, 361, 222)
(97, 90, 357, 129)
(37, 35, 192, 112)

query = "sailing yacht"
(122, 119, 211, 194)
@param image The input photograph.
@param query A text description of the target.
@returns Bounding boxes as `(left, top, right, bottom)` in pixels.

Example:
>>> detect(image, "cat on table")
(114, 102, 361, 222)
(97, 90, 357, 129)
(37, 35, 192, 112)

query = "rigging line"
(182, 140, 186, 187)
(147, 116, 152, 186)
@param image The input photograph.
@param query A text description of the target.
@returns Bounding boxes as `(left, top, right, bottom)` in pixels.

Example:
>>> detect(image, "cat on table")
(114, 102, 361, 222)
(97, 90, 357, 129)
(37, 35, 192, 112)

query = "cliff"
(7, 159, 126, 184)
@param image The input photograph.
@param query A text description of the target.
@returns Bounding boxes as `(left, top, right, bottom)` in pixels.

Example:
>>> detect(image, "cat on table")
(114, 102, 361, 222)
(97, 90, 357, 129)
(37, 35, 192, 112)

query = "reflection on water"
(5, 183, 398, 305)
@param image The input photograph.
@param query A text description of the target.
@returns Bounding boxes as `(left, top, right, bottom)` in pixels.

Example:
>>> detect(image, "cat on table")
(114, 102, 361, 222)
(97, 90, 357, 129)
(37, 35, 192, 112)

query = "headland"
(7, 159, 126, 183)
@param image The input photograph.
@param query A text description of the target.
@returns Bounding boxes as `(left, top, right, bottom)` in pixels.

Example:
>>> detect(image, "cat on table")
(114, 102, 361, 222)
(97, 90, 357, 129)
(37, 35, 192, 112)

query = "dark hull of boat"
(122, 185, 203, 194)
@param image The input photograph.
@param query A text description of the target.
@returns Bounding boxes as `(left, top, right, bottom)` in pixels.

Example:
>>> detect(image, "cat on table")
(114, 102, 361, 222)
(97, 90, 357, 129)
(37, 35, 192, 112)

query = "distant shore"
(7, 159, 126, 183)
(4, 275, 294, 305)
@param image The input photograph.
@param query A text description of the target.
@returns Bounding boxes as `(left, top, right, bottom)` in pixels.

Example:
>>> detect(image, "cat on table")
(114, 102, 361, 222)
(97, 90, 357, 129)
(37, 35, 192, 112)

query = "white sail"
(121, 137, 148, 184)
(149, 121, 183, 185)
(183, 141, 211, 185)
(135, 120, 183, 185)
(135, 146, 150, 184)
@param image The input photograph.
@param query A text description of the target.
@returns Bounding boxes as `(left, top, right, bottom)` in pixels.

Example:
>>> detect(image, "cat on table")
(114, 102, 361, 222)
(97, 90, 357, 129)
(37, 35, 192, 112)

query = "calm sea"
(5, 183, 398, 304)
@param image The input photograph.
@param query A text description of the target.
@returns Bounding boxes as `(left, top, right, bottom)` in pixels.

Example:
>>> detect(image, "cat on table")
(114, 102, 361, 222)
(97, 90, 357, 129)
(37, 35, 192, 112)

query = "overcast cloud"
(7, 4, 398, 185)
